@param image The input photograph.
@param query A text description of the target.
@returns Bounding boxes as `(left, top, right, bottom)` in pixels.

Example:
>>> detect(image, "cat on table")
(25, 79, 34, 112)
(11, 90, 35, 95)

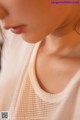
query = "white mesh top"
(0, 30, 80, 120)
(9, 40, 80, 120)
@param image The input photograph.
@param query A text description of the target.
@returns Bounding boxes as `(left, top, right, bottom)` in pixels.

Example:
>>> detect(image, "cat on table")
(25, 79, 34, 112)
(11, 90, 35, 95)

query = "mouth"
(11, 25, 26, 34)
(4, 24, 26, 34)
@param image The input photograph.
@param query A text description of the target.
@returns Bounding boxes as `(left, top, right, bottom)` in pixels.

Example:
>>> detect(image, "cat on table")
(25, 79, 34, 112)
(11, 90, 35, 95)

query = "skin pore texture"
(0, 0, 80, 93)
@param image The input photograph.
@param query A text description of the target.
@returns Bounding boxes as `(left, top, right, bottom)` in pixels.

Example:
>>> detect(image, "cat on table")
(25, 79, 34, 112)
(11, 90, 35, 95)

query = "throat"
(41, 34, 80, 59)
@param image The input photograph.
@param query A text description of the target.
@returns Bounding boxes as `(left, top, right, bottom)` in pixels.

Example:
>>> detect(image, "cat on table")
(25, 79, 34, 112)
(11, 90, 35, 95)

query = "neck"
(42, 30, 80, 58)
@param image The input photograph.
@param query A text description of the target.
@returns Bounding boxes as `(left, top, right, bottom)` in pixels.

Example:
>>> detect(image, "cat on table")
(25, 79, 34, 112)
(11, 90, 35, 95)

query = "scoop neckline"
(28, 40, 80, 103)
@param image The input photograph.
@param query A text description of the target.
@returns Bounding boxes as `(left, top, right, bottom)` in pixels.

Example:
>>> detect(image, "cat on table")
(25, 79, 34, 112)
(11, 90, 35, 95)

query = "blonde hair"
(73, 2, 80, 35)
(50, 3, 80, 57)
(51, 3, 80, 36)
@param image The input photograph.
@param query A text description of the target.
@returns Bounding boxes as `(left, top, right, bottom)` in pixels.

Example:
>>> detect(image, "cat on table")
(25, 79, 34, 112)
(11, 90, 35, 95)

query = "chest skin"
(35, 44, 80, 94)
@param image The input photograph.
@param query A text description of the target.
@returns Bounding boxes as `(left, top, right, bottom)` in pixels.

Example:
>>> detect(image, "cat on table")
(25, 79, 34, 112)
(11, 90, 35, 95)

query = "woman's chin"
(22, 33, 42, 44)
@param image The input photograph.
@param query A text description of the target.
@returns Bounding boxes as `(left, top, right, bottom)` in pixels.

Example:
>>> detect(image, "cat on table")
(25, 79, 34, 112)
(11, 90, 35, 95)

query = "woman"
(0, 0, 80, 119)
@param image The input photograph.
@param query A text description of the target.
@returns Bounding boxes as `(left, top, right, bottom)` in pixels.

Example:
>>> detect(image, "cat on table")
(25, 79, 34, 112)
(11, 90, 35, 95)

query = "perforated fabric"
(8, 41, 80, 120)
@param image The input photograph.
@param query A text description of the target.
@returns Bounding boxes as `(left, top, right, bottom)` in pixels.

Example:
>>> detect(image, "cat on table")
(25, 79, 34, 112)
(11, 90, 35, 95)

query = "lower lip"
(11, 25, 25, 34)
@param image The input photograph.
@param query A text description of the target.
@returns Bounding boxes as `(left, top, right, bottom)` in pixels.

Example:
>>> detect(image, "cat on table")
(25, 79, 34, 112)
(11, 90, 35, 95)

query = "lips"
(11, 25, 25, 34)
(4, 25, 26, 34)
